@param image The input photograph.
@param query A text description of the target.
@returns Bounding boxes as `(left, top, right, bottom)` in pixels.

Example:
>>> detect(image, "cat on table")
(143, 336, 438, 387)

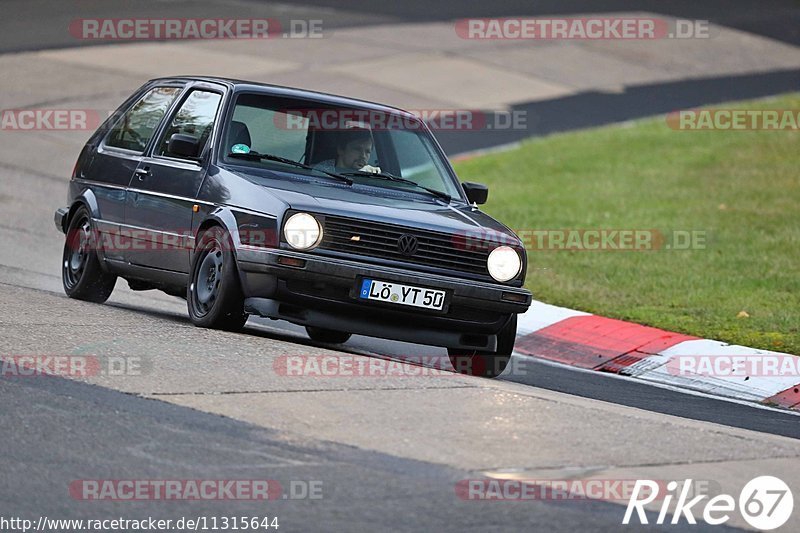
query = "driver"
(313, 126, 381, 174)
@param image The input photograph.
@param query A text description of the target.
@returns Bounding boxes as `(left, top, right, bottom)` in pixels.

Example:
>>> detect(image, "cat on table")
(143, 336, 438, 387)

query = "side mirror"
(168, 133, 200, 158)
(462, 182, 489, 205)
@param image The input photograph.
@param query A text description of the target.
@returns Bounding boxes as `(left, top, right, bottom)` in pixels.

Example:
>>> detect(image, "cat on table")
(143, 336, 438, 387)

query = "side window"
(157, 90, 223, 160)
(105, 87, 181, 152)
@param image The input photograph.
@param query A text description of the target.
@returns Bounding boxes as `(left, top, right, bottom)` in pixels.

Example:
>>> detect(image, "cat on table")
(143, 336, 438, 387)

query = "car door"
(125, 85, 225, 273)
(81, 85, 183, 262)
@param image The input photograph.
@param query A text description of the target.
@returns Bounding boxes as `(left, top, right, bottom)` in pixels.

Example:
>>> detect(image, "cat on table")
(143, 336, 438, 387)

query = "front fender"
(193, 206, 240, 248)
(193, 206, 280, 296)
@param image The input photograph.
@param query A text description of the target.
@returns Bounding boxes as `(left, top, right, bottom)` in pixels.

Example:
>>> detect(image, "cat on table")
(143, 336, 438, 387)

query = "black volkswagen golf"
(55, 77, 531, 377)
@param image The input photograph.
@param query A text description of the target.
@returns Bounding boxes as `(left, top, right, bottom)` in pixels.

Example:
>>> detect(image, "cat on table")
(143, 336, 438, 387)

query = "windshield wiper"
(340, 170, 451, 203)
(227, 151, 353, 185)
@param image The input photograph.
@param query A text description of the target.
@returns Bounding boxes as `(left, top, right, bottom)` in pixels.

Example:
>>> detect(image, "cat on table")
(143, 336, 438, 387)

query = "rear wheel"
(305, 326, 352, 344)
(61, 206, 117, 303)
(448, 314, 517, 378)
(187, 226, 248, 331)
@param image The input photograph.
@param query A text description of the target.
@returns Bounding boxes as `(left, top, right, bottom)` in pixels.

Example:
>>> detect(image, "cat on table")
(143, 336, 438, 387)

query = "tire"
(448, 314, 517, 378)
(305, 326, 352, 344)
(187, 226, 248, 331)
(61, 206, 117, 303)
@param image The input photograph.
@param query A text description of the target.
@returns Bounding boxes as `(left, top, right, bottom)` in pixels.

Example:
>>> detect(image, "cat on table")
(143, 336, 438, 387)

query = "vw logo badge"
(397, 234, 418, 256)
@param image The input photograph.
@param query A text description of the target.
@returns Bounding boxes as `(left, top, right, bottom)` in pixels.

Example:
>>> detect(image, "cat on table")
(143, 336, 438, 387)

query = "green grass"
(454, 93, 800, 354)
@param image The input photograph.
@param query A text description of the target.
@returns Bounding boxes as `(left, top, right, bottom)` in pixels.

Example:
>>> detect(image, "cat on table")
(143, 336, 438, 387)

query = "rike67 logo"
(624, 476, 793, 530)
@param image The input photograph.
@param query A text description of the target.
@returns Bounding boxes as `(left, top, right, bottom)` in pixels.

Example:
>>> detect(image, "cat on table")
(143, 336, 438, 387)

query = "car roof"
(149, 76, 418, 119)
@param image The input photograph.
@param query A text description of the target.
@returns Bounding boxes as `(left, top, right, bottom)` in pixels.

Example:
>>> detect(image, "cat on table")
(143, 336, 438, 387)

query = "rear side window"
(157, 90, 223, 159)
(105, 87, 181, 152)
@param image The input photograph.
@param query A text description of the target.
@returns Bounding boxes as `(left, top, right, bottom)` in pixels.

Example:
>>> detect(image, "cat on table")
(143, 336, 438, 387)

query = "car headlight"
(283, 212, 322, 250)
(487, 246, 521, 282)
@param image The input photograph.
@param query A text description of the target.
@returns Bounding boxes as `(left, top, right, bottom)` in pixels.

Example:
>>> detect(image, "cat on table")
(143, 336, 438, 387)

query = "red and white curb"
(514, 301, 800, 411)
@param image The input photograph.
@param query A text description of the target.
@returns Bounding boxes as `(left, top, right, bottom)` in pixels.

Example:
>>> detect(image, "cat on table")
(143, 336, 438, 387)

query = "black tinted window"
(105, 87, 181, 152)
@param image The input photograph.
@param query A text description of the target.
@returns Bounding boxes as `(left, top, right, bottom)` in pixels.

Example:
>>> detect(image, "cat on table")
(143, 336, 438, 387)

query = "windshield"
(220, 93, 463, 199)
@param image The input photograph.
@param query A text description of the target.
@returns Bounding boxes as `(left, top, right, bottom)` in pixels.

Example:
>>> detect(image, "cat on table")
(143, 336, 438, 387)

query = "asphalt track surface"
(2, 2, 800, 532)
(0, 369, 744, 533)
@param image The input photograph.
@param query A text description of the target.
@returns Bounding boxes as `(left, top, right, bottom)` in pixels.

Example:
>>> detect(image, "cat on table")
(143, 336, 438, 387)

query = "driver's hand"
(359, 164, 381, 174)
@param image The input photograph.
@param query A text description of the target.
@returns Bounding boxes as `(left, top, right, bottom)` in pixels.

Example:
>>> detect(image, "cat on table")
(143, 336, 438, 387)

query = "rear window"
(105, 87, 181, 153)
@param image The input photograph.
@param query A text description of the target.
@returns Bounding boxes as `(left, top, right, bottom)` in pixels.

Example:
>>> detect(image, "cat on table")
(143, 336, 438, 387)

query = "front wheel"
(61, 206, 117, 303)
(448, 315, 517, 378)
(305, 326, 352, 344)
(187, 226, 248, 331)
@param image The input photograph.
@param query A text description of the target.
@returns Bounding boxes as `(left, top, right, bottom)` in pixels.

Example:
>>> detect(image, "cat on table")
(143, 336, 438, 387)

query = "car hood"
(235, 170, 519, 240)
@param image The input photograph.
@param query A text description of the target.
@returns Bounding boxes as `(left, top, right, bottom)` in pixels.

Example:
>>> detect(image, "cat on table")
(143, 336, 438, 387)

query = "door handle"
(134, 167, 150, 181)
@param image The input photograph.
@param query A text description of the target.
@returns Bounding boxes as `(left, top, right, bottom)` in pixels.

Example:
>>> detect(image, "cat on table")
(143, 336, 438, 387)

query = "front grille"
(320, 215, 489, 276)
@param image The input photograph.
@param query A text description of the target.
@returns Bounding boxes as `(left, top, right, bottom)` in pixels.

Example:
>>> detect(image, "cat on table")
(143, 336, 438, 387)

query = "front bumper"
(236, 247, 532, 350)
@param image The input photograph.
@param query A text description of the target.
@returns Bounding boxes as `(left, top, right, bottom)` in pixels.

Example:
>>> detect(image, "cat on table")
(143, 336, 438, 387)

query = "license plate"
(359, 279, 446, 311)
